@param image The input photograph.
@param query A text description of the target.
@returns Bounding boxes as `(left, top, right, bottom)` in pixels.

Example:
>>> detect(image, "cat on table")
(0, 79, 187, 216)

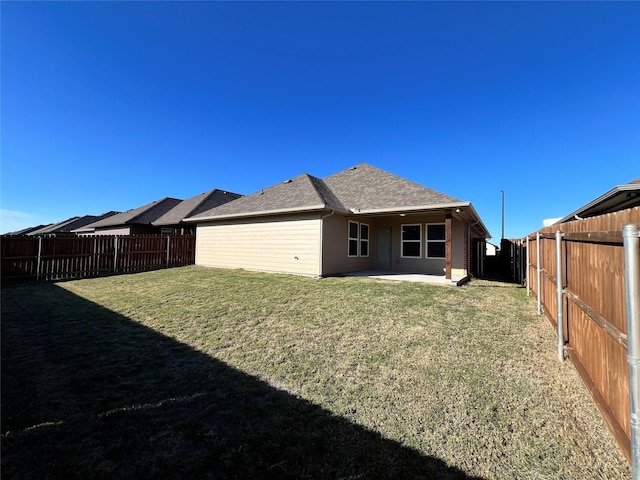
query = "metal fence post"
(623, 223, 640, 478)
(166, 236, 170, 269)
(526, 236, 530, 295)
(113, 236, 118, 274)
(537, 232, 541, 314)
(556, 230, 565, 361)
(36, 236, 42, 281)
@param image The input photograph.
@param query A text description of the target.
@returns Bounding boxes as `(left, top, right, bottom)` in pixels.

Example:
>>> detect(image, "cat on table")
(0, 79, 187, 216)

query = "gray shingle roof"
(74, 198, 182, 232)
(4, 225, 49, 236)
(28, 217, 80, 235)
(187, 163, 467, 221)
(186, 174, 349, 220)
(153, 190, 242, 226)
(28, 211, 120, 235)
(323, 163, 462, 212)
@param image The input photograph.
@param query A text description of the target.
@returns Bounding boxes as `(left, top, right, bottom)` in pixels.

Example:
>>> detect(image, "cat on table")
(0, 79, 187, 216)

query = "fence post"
(113, 236, 118, 274)
(93, 237, 97, 276)
(526, 236, 530, 295)
(556, 230, 565, 361)
(512, 242, 517, 283)
(36, 236, 42, 281)
(536, 232, 541, 314)
(166, 236, 170, 269)
(623, 223, 640, 478)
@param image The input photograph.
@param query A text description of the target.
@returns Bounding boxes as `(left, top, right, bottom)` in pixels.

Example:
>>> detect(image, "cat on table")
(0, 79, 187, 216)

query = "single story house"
(27, 211, 119, 237)
(485, 242, 500, 256)
(553, 177, 640, 224)
(73, 197, 183, 235)
(4, 224, 49, 236)
(185, 163, 490, 279)
(152, 189, 242, 235)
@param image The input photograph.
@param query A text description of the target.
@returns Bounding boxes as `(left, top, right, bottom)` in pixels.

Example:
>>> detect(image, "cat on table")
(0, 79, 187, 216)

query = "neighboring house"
(485, 242, 499, 256)
(152, 189, 242, 235)
(4, 225, 49, 236)
(185, 163, 490, 279)
(27, 211, 119, 236)
(73, 198, 182, 235)
(553, 177, 640, 224)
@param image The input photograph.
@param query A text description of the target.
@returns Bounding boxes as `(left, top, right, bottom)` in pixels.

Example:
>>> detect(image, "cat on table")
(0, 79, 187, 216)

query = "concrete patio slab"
(342, 270, 468, 286)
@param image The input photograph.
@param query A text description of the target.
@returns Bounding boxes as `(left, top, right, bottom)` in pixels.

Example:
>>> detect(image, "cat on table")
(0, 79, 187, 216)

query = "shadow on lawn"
(1, 283, 483, 480)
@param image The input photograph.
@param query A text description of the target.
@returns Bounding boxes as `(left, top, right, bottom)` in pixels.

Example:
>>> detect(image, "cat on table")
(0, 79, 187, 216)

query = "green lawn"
(1, 266, 630, 479)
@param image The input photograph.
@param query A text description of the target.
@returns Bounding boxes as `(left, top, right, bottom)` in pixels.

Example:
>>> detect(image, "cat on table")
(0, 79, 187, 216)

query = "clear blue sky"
(2, 1, 639, 239)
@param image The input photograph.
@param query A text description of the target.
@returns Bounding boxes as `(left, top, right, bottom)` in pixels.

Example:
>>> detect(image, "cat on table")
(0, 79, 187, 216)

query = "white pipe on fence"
(36, 237, 42, 281)
(526, 236, 530, 295)
(113, 237, 119, 273)
(623, 223, 640, 478)
(537, 232, 541, 315)
(556, 230, 565, 361)
(166, 236, 170, 269)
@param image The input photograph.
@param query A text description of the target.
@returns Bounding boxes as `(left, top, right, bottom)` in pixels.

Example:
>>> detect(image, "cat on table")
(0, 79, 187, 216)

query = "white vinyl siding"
(196, 215, 322, 276)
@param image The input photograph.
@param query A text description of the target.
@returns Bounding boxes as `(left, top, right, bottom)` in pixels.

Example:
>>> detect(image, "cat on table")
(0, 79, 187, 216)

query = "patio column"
(445, 211, 452, 280)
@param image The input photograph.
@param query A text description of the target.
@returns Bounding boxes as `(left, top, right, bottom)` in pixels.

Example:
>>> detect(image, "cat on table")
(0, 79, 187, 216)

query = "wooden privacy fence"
(526, 206, 640, 462)
(1, 235, 196, 281)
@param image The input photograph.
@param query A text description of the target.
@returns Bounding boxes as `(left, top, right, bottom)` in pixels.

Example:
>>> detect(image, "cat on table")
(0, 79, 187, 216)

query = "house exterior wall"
(195, 213, 322, 276)
(321, 214, 374, 275)
(80, 225, 158, 236)
(86, 227, 132, 236)
(451, 219, 465, 276)
(320, 213, 468, 276)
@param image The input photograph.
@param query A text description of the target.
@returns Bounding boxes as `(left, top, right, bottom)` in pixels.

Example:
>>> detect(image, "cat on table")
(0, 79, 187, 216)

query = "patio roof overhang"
(347, 202, 490, 239)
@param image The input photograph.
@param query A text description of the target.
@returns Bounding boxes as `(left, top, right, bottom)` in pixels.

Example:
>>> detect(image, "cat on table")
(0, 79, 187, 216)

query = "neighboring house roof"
(152, 189, 242, 226)
(73, 197, 182, 233)
(554, 177, 640, 224)
(186, 163, 490, 236)
(4, 224, 49, 236)
(27, 211, 120, 236)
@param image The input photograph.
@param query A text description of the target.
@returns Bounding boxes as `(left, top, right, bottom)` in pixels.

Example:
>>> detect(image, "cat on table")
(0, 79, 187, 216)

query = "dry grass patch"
(1, 267, 630, 479)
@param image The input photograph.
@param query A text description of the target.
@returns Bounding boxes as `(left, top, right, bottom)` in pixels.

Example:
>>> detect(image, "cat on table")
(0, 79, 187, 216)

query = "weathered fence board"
(1, 235, 195, 281)
(526, 206, 639, 462)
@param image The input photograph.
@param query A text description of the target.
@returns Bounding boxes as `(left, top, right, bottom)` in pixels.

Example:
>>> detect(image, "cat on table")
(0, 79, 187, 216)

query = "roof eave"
(555, 183, 640, 224)
(351, 202, 489, 238)
(351, 201, 470, 215)
(184, 204, 345, 222)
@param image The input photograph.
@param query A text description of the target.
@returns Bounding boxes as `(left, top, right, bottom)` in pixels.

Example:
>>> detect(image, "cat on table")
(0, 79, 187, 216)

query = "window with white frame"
(401, 224, 421, 258)
(348, 221, 359, 257)
(360, 223, 369, 257)
(426, 223, 446, 258)
(348, 221, 369, 257)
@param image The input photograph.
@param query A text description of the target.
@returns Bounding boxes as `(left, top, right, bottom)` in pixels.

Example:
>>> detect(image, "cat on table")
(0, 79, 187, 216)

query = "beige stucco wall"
(451, 219, 466, 276)
(87, 227, 132, 236)
(195, 213, 322, 276)
(321, 214, 374, 275)
(321, 213, 469, 276)
(195, 211, 472, 278)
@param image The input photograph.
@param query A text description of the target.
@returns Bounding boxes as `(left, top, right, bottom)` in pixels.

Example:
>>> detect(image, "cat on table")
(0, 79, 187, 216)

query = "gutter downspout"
(318, 210, 336, 277)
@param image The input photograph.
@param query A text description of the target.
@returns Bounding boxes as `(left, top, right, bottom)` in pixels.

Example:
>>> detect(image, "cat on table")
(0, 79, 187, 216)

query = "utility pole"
(501, 190, 505, 239)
